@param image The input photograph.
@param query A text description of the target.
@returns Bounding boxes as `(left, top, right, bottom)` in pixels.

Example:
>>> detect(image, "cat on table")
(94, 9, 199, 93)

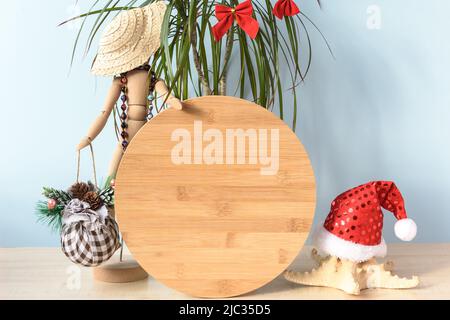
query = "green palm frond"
(60, 0, 331, 131)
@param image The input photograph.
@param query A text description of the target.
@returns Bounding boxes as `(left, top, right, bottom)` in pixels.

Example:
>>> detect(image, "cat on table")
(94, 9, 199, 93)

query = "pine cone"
(82, 191, 103, 210)
(69, 182, 90, 200)
(88, 181, 98, 192)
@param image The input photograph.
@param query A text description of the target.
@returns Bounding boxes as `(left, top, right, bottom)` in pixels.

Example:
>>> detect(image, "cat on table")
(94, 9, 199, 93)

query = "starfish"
(284, 249, 419, 295)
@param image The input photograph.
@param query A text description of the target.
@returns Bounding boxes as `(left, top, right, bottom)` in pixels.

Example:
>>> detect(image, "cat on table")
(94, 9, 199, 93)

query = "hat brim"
(91, 1, 167, 76)
(313, 225, 387, 262)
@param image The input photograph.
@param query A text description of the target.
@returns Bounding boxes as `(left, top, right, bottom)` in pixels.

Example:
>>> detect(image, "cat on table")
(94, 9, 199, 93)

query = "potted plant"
(61, 0, 330, 130)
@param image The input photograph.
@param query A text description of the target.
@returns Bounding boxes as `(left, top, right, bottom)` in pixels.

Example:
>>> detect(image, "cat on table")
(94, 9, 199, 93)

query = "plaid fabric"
(61, 217, 120, 267)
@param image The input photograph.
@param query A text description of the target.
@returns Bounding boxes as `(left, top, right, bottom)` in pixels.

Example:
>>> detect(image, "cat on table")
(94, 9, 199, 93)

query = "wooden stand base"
(91, 209, 148, 283)
(285, 249, 419, 295)
(92, 254, 148, 283)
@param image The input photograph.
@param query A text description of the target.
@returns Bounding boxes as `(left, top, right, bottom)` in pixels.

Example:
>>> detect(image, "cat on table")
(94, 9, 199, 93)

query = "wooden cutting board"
(115, 96, 316, 297)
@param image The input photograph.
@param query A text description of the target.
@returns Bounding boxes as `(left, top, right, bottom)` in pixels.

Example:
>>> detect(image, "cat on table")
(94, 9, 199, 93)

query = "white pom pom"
(394, 218, 417, 241)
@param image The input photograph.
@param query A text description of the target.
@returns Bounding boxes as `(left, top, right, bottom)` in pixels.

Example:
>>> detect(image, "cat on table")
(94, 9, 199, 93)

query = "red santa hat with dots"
(313, 181, 417, 262)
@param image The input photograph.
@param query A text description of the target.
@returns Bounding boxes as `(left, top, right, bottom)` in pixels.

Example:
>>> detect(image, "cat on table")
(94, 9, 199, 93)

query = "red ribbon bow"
(212, 0, 260, 42)
(272, 0, 300, 20)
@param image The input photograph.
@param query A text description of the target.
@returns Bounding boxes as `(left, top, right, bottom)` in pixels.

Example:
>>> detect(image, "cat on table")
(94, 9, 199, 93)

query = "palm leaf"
(61, 0, 328, 131)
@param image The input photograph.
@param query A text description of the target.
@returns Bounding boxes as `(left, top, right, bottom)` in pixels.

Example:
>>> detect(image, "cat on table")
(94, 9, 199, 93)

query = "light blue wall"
(1, 0, 449, 247)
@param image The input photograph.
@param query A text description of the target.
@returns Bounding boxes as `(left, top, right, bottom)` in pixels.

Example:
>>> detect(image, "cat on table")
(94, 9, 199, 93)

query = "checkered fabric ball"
(61, 217, 120, 267)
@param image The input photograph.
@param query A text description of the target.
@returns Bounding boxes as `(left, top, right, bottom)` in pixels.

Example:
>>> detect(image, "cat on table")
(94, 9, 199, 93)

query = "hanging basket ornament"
(60, 198, 120, 266)
(59, 144, 120, 267)
(36, 136, 147, 281)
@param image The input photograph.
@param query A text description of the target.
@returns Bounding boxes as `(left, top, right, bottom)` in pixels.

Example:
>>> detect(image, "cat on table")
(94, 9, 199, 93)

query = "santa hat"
(313, 181, 417, 262)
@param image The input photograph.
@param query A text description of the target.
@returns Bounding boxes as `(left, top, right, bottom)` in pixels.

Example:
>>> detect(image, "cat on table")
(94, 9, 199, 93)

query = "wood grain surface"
(1, 244, 446, 300)
(114, 96, 316, 297)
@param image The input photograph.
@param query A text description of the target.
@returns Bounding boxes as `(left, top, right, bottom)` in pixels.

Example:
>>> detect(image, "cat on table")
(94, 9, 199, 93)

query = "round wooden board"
(115, 96, 316, 298)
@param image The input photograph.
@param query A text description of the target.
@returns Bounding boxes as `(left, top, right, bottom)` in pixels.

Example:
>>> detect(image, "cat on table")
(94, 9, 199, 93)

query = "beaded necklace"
(119, 74, 129, 150)
(117, 64, 158, 151)
(147, 70, 158, 121)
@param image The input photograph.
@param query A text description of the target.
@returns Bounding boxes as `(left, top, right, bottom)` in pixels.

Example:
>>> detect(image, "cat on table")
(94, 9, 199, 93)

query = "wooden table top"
(1, 244, 448, 300)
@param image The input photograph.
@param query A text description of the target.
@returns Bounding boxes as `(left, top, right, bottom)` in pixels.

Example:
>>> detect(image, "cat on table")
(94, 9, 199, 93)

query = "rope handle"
(76, 143, 98, 188)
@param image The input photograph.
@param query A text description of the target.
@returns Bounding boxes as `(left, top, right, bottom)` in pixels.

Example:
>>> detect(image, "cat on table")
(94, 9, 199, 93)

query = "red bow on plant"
(273, 0, 300, 20)
(212, 0, 260, 42)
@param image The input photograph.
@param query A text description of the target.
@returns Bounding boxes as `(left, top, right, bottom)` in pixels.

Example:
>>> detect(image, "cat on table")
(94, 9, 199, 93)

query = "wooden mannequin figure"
(75, 1, 184, 283)
(77, 67, 183, 176)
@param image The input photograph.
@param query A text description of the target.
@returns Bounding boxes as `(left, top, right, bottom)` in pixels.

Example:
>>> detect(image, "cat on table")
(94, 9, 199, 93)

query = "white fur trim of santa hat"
(394, 218, 417, 241)
(312, 225, 387, 263)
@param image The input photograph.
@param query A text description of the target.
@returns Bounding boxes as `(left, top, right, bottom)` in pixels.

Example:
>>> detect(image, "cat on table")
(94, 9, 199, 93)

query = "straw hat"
(91, 1, 167, 76)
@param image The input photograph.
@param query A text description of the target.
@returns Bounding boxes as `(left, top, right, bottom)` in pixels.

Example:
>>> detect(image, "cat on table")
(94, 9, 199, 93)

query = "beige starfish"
(284, 249, 419, 295)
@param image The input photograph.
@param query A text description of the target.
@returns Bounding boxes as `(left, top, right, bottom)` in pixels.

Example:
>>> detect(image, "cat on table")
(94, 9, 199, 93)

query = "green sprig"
(42, 187, 72, 204)
(35, 201, 64, 232)
(99, 186, 115, 207)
